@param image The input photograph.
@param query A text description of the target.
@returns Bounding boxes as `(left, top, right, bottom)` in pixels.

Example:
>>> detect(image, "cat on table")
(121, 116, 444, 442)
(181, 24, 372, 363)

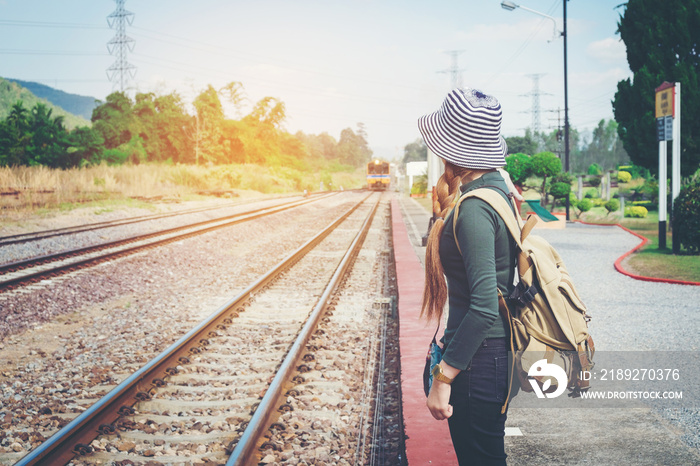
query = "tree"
(549, 182, 571, 211)
(132, 91, 191, 163)
(402, 138, 427, 164)
(577, 119, 629, 172)
(0, 102, 31, 165)
(92, 92, 134, 149)
(529, 151, 562, 207)
(28, 103, 70, 167)
(505, 134, 536, 156)
(295, 131, 337, 162)
(67, 127, 105, 166)
(192, 85, 226, 164)
(239, 96, 291, 165)
(336, 124, 373, 167)
(504, 153, 531, 186)
(613, 0, 700, 176)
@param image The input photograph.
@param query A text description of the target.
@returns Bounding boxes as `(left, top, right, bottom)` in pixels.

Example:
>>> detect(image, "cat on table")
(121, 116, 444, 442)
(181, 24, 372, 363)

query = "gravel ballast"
(1, 192, 394, 463)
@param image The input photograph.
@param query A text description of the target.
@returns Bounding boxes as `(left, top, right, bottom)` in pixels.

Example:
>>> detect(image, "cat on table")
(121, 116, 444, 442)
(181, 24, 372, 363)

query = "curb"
(574, 220, 700, 286)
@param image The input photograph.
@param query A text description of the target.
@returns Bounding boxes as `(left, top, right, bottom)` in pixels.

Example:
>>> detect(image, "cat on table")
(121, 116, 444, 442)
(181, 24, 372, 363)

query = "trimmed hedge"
(604, 199, 620, 213)
(576, 198, 593, 213)
(617, 171, 632, 183)
(625, 206, 648, 218)
(672, 181, 700, 254)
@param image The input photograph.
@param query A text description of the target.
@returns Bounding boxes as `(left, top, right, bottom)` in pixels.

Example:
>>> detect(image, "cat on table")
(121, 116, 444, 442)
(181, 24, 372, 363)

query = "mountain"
(0, 77, 93, 129)
(6, 78, 99, 121)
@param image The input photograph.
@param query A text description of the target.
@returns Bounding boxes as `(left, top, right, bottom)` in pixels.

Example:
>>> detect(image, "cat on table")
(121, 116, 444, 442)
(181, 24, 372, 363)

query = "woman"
(418, 88, 518, 465)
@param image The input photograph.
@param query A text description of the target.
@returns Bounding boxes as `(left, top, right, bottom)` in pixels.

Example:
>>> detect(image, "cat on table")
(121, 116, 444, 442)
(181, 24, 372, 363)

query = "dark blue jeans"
(447, 338, 509, 465)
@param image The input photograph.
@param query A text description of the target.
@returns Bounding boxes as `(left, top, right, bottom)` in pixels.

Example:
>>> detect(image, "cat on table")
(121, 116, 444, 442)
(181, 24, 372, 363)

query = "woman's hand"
(427, 379, 453, 420)
(497, 168, 524, 201)
(427, 361, 459, 420)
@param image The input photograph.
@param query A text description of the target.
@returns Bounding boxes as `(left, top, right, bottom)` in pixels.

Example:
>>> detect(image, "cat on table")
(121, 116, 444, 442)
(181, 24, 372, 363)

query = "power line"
(437, 50, 465, 89)
(521, 73, 551, 133)
(106, 0, 136, 92)
(129, 26, 429, 93)
(0, 49, 107, 56)
(0, 19, 106, 29)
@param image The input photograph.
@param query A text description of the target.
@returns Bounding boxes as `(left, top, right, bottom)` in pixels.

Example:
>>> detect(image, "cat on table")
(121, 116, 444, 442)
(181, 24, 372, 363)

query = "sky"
(0, 0, 631, 161)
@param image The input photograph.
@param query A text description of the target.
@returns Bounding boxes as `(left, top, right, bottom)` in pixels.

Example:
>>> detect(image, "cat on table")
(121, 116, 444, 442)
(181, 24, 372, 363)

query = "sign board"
(656, 115, 673, 141)
(655, 82, 675, 118)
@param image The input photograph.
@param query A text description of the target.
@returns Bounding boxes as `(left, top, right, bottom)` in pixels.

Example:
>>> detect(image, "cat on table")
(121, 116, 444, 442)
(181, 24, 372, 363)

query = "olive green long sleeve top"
(439, 171, 516, 371)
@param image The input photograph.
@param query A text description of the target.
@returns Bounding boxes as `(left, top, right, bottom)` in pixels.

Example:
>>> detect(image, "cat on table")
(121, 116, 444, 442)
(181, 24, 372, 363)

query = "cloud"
(587, 37, 626, 64)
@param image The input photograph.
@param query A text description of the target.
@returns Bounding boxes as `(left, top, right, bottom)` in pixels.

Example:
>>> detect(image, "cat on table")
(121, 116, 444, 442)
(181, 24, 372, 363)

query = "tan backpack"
(453, 187, 595, 412)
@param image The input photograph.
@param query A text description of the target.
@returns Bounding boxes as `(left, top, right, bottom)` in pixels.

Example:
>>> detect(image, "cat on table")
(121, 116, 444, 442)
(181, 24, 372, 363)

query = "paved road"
(397, 194, 700, 466)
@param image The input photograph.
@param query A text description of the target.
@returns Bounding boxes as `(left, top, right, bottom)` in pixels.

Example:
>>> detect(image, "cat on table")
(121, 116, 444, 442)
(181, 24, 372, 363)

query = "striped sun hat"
(418, 88, 508, 169)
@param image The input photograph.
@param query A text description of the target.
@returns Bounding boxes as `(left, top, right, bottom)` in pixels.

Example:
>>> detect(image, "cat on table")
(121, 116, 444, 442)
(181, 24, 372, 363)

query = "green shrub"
(584, 188, 599, 198)
(588, 176, 602, 188)
(549, 182, 571, 200)
(101, 148, 129, 165)
(552, 172, 575, 185)
(617, 171, 632, 183)
(577, 198, 593, 213)
(632, 200, 655, 211)
(618, 164, 650, 180)
(411, 175, 427, 195)
(625, 206, 648, 218)
(672, 181, 700, 254)
(587, 163, 603, 175)
(592, 198, 607, 207)
(604, 199, 620, 214)
(638, 178, 659, 202)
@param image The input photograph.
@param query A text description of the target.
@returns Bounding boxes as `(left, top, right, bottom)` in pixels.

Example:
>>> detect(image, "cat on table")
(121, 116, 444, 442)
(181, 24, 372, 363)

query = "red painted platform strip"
(391, 199, 456, 465)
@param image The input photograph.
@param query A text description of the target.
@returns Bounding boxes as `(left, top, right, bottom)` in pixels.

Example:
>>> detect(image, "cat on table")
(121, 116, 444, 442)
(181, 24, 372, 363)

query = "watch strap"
(431, 363, 454, 384)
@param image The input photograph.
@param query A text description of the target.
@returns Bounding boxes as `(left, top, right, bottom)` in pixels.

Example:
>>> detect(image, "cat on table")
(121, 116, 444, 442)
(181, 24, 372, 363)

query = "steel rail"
(0, 194, 336, 290)
(227, 195, 381, 465)
(15, 192, 372, 466)
(0, 193, 332, 272)
(0, 193, 324, 246)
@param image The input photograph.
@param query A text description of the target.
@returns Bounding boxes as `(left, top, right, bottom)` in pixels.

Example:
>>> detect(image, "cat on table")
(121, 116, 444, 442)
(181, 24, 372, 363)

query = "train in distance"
(367, 159, 391, 190)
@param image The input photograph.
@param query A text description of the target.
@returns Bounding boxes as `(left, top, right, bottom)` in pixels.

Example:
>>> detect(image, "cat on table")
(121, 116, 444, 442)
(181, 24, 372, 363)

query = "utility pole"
(522, 73, 549, 134)
(106, 0, 136, 92)
(438, 50, 465, 89)
(563, 0, 571, 220)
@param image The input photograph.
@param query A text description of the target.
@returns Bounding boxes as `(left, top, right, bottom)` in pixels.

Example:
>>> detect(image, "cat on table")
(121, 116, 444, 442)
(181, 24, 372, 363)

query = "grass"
(623, 228, 700, 282)
(0, 163, 367, 218)
(577, 206, 700, 283)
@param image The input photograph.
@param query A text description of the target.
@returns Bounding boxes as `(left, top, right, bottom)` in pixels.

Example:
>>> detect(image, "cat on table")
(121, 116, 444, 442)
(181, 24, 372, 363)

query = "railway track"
(14, 192, 397, 465)
(0, 194, 324, 247)
(0, 193, 336, 291)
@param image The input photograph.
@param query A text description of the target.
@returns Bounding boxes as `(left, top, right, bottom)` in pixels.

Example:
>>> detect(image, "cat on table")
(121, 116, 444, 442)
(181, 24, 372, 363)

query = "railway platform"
(392, 193, 700, 466)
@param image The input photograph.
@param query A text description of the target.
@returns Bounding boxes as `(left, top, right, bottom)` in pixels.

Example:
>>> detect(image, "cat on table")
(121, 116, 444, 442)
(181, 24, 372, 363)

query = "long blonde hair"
(420, 162, 489, 322)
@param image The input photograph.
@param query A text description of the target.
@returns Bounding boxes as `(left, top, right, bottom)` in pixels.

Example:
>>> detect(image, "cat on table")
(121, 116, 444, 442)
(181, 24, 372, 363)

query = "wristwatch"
(431, 363, 454, 384)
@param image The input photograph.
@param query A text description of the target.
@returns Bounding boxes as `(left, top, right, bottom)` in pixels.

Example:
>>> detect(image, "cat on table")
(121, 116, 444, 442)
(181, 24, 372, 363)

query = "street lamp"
(501, 0, 570, 220)
(500, 1, 559, 42)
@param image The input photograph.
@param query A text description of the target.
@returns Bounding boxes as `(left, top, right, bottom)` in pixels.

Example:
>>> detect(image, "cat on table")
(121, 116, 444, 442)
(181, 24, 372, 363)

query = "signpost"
(654, 81, 681, 252)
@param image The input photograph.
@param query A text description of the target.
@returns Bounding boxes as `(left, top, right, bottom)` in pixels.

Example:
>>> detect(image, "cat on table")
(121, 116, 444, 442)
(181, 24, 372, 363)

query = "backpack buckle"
(509, 281, 539, 306)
